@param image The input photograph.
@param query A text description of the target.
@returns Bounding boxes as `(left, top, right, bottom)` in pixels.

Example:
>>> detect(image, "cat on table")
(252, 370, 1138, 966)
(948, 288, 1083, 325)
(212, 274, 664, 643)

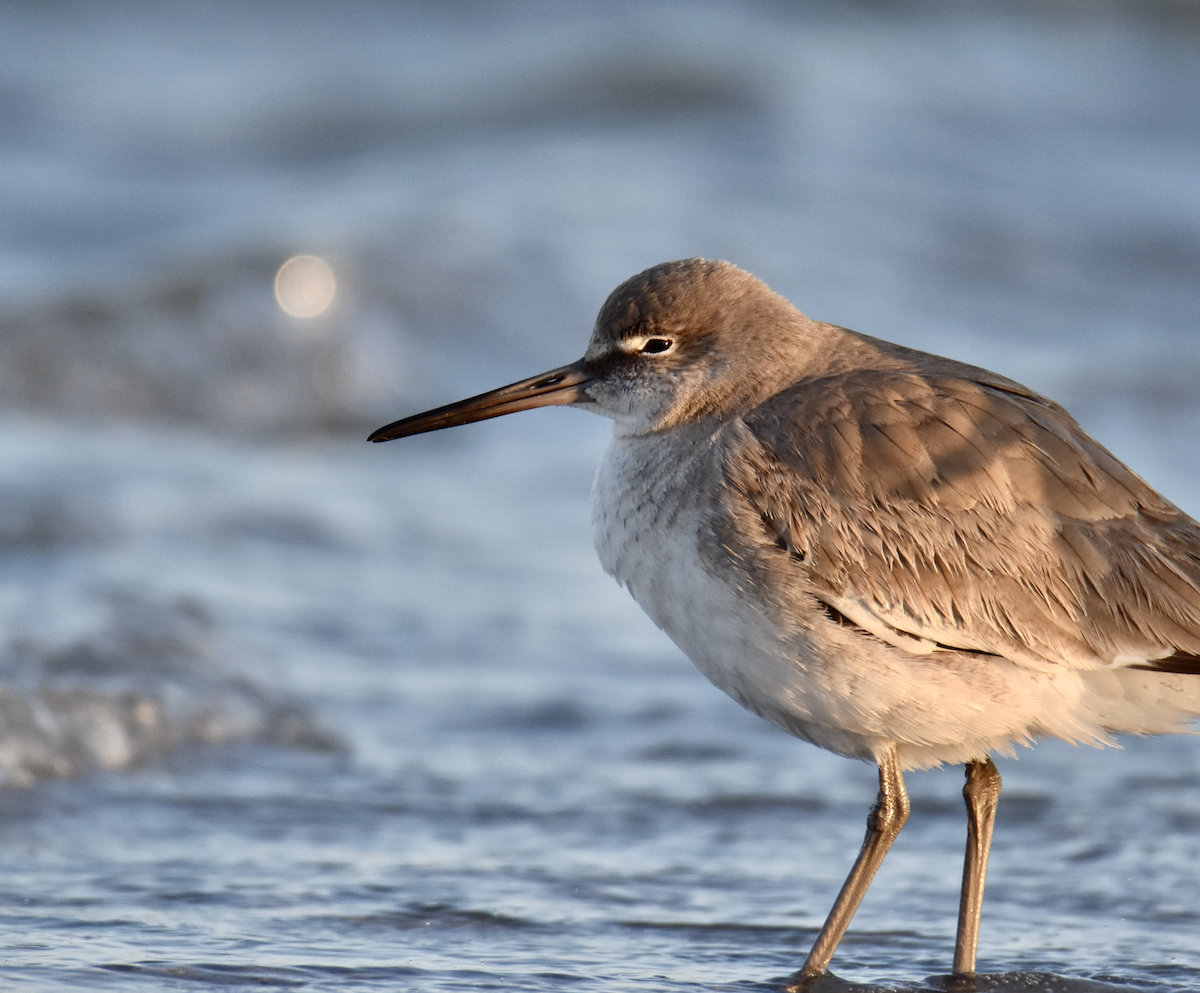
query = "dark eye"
(640, 338, 674, 354)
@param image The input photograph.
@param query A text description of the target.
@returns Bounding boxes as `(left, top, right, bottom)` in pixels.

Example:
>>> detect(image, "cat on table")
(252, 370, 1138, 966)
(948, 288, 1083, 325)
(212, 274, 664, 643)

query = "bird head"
(369, 258, 815, 442)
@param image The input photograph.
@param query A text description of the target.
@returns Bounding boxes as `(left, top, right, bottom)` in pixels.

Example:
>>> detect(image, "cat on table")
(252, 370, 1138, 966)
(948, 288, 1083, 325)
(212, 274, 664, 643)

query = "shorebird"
(370, 258, 1200, 986)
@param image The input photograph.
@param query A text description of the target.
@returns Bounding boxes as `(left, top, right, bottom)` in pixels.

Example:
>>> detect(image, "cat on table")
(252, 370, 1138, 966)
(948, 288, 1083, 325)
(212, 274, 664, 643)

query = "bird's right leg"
(786, 747, 910, 989)
(952, 757, 1002, 975)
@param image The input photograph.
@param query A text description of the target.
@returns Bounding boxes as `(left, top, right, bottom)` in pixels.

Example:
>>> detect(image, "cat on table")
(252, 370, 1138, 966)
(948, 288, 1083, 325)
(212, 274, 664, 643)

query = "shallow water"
(0, 2, 1199, 991)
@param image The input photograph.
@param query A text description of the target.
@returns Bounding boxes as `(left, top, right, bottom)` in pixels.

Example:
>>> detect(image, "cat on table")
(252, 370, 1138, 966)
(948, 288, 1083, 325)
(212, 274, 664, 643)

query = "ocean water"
(0, 2, 1199, 990)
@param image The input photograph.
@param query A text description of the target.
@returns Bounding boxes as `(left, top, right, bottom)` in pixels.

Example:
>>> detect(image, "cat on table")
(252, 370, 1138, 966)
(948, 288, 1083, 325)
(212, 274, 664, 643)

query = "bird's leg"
(787, 748, 910, 988)
(953, 757, 1002, 976)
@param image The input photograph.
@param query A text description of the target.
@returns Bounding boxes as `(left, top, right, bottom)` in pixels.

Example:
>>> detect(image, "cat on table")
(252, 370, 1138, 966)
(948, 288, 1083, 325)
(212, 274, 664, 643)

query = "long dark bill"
(368, 359, 594, 442)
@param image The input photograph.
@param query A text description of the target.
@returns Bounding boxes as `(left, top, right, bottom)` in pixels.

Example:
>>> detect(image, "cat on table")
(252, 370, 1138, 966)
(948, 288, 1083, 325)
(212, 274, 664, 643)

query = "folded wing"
(730, 354, 1200, 673)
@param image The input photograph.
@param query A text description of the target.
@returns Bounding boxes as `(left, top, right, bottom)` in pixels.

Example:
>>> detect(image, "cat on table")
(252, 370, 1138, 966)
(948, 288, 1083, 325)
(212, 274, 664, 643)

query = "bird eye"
(640, 338, 674, 355)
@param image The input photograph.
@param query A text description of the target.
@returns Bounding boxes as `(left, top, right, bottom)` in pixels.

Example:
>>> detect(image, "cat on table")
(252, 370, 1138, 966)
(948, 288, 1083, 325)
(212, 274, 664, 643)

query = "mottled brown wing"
(733, 365, 1200, 671)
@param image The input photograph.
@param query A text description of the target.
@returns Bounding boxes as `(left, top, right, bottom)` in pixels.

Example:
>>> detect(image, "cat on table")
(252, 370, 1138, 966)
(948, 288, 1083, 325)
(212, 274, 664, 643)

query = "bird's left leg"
(953, 757, 1002, 975)
(787, 746, 910, 988)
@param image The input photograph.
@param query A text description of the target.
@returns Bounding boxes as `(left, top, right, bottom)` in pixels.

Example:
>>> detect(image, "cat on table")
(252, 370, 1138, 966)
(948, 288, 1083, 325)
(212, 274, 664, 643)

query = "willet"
(370, 258, 1200, 986)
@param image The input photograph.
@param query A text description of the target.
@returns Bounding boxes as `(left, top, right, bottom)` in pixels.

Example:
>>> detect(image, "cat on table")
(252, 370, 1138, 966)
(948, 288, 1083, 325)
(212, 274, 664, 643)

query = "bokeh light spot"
(274, 255, 337, 318)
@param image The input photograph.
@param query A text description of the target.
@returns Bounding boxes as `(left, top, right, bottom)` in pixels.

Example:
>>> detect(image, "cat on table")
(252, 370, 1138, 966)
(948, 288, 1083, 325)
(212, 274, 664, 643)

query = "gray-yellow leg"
(953, 757, 1002, 976)
(786, 748, 910, 989)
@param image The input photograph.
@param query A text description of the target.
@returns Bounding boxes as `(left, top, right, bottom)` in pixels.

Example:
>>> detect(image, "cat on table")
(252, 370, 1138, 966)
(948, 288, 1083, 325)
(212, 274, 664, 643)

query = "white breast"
(590, 431, 827, 738)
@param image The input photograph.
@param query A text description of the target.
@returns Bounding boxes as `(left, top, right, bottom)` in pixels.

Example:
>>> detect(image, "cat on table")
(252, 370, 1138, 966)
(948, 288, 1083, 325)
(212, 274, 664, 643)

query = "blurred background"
(0, 2, 1198, 990)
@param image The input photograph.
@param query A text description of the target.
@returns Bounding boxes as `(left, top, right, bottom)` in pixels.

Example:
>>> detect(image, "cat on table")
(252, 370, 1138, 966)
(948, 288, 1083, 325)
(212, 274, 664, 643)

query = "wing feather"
(729, 361, 1200, 672)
